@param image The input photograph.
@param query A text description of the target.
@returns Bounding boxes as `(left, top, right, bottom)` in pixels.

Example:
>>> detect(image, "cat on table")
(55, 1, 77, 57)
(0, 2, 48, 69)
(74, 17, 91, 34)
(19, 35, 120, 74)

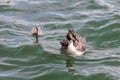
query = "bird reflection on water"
(31, 26, 43, 43)
(60, 29, 86, 74)
(66, 59, 78, 75)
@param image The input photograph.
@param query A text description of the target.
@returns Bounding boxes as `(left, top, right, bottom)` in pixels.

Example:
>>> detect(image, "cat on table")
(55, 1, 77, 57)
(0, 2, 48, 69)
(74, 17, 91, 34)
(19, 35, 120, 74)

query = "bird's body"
(31, 26, 43, 36)
(67, 40, 85, 56)
(60, 29, 86, 56)
(31, 26, 43, 43)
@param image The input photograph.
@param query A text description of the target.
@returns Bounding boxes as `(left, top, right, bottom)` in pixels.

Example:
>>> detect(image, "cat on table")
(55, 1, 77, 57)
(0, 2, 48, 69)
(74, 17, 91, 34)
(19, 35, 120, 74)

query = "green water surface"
(0, 0, 120, 80)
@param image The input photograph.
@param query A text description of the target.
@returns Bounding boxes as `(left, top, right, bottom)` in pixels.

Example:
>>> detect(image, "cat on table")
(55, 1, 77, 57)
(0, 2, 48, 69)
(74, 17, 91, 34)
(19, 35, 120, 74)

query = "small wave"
(95, 0, 115, 9)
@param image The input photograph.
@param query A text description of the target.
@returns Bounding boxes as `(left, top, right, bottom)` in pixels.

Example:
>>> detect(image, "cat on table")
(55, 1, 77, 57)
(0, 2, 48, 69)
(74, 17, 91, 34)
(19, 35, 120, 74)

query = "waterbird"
(60, 29, 86, 56)
(31, 26, 43, 36)
(31, 26, 43, 43)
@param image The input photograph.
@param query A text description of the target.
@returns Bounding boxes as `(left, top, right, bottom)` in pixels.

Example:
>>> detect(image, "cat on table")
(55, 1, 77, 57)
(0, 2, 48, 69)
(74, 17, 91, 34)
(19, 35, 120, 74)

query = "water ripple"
(0, 0, 120, 80)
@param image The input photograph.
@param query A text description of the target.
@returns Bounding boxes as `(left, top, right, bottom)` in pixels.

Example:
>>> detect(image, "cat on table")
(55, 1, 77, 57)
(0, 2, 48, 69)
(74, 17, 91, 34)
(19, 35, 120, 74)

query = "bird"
(31, 26, 43, 36)
(60, 29, 86, 56)
(31, 26, 43, 43)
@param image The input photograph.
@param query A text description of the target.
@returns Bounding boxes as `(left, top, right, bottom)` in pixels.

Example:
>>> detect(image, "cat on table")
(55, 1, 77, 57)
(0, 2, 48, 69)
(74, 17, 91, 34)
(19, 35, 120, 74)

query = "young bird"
(60, 29, 86, 56)
(31, 26, 43, 36)
(31, 26, 43, 43)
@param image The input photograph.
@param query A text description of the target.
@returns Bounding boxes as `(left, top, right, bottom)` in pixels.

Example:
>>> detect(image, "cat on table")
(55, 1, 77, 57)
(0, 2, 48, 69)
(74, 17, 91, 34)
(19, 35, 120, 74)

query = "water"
(0, 0, 120, 80)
